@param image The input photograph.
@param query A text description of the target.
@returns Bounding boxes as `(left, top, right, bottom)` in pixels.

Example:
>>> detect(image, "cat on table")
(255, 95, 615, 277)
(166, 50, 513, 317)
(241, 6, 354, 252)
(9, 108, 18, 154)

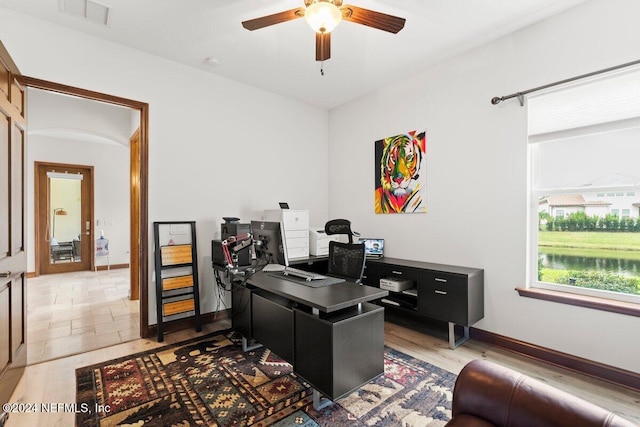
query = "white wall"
(328, 0, 640, 373)
(0, 9, 330, 323)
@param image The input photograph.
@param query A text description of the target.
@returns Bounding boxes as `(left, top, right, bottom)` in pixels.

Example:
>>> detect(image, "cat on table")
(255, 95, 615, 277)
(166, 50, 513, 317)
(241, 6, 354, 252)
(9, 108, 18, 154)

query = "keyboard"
(262, 263, 286, 272)
(282, 266, 327, 282)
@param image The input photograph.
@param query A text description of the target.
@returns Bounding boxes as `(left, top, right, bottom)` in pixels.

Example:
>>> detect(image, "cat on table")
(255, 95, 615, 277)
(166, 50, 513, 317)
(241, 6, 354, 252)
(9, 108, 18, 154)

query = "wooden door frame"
(34, 162, 94, 275)
(21, 76, 150, 337)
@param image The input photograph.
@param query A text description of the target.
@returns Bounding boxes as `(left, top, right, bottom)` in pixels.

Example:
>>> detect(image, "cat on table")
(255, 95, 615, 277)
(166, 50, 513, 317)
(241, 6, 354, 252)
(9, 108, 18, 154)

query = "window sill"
(516, 287, 640, 317)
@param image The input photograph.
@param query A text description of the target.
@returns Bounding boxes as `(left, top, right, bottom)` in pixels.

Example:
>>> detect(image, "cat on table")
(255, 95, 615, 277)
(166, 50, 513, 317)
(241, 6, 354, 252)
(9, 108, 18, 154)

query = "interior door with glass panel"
(36, 162, 93, 274)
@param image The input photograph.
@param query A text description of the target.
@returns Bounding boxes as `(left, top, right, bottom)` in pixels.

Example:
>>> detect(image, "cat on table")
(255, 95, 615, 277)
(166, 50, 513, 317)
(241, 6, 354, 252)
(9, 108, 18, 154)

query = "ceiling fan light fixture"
(305, 1, 342, 33)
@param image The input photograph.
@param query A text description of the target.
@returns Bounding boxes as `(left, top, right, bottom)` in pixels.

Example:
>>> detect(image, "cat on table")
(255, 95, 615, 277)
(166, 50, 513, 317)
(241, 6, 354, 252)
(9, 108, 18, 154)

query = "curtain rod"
(490, 59, 640, 106)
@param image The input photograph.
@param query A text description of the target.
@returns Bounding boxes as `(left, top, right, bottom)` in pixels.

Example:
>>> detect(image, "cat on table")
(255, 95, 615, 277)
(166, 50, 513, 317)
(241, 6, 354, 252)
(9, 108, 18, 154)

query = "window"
(528, 65, 640, 304)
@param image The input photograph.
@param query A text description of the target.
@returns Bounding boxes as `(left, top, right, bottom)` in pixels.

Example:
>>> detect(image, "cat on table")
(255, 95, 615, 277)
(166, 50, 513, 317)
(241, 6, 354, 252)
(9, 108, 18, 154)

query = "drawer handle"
(392, 270, 403, 275)
(434, 290, 447, 295)
(435, 278, 447, 283)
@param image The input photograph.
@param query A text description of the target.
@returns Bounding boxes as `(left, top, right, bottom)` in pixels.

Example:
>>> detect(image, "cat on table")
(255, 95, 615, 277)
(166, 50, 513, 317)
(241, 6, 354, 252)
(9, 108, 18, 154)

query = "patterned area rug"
(76, 330, 456, 426)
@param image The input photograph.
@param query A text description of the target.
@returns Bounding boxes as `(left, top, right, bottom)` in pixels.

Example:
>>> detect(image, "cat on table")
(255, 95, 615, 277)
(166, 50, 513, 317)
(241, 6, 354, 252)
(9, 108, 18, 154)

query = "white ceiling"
(0, 0, 589, 109)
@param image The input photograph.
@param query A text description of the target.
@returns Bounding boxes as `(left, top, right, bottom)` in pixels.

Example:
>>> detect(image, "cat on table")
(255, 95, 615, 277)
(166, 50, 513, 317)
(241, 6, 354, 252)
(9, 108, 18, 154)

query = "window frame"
(528, 154, 640, 306)
(525, 65, 640, 309)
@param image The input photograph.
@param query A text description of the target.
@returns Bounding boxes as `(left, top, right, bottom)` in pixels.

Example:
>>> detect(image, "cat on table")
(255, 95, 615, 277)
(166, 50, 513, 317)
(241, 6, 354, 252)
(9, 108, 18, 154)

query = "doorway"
(22, 76, 150, 338)
(35, 162, 93, 275)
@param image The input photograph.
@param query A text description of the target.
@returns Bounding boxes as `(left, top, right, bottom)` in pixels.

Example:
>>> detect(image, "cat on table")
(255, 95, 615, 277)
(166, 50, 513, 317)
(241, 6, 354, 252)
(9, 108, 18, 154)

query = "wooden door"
(35, 162, 93, 275)
(0, 41, 27, 416)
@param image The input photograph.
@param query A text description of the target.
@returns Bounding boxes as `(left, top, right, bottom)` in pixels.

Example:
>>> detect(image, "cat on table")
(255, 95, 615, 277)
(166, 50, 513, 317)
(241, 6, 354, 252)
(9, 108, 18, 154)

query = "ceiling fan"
(241, 0, 406, 62)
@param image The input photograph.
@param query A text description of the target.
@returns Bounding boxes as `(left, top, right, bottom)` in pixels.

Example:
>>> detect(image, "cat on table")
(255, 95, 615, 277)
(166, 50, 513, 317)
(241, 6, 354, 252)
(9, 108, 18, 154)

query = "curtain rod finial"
(491, 96, 503, 105)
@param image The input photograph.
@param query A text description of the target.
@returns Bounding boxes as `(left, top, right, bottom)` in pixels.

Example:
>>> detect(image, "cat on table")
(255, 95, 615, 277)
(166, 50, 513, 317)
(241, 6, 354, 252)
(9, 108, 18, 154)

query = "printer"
(308, 227, 340, 256)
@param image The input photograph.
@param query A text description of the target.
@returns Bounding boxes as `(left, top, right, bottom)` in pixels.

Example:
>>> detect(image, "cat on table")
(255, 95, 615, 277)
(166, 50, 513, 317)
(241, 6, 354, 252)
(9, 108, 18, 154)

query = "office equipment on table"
(359, 237, 385, 259)
(211, 239, 226, 267)
(220, 217, 252, 267)
(251, 220, 288, 266)
(324, 219, 366, 283)
(363, 257, 484, 349)
(379, 276, 412, 292)
(232, 271, 388, 410)
(262, 263, 285, 272)
(309, 227, 340, 256)
(264, 208, 309, 260)
(268, 269, 344, 288)
(153, 221, 202, 342)
(282, 265, 327, 281)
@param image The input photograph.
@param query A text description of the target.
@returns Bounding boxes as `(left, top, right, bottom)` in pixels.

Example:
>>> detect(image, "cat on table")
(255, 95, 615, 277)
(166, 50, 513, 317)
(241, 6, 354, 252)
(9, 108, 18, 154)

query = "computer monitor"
(359, 238, 385, 258)
(251, 220, 288, 266)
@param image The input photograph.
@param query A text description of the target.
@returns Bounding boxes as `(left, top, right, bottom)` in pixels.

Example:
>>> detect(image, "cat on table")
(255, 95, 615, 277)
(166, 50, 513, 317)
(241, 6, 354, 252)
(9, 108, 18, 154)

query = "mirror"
(49, 174, 82, 264)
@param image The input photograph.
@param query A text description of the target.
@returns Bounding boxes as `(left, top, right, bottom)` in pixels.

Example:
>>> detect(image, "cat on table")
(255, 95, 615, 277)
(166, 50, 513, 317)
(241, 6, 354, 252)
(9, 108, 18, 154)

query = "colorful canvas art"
(374, 130, 427, 214)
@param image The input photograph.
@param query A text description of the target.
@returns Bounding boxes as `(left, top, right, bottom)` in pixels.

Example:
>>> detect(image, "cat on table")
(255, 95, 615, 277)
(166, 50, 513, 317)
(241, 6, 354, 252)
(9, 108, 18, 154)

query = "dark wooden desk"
(246, 270, 387, 312)
(233, 271, 388, 408)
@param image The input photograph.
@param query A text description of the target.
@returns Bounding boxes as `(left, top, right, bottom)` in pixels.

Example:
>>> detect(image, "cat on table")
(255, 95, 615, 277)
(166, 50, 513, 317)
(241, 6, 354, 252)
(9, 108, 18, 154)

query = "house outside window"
(528, 65, 640, 304)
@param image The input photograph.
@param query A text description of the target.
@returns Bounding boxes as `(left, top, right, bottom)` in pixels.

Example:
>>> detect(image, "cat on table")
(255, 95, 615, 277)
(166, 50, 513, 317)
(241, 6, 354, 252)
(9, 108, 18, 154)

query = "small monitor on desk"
(359, 238, 385, 258)
(251, 220, 288, 266)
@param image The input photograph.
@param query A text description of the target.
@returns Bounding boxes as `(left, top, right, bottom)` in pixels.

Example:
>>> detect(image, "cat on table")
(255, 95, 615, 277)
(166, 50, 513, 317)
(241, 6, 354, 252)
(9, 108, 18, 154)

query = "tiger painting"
(374, 131, 427, 214)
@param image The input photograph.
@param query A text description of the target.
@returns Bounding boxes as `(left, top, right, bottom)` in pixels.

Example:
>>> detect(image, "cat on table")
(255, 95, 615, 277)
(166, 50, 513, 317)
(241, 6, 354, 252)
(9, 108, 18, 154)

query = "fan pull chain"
(320, 61, 324, 76)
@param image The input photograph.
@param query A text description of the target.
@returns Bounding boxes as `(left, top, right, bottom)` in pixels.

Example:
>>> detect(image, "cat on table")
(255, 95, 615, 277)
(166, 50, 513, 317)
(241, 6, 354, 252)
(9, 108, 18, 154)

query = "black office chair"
(324, 219, 366, 283)
(72, 239, 81, 261)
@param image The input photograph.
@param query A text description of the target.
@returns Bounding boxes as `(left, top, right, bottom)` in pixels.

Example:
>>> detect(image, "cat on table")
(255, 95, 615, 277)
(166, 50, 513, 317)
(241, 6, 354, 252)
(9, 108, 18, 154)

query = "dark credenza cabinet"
(363, 257, 484, 348)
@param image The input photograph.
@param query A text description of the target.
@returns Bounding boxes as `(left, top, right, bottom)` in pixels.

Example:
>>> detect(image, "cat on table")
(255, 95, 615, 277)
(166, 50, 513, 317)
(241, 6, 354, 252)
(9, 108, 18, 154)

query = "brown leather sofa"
(445, 359, 637, 427)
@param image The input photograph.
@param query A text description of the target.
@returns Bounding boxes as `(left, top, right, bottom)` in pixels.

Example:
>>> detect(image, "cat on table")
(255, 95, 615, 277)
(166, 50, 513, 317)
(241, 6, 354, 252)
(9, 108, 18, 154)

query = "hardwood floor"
(5, 320, 640, 427)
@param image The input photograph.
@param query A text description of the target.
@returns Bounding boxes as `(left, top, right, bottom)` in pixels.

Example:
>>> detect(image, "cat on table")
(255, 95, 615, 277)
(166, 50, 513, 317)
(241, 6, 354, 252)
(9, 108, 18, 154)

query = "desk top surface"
(246, 271, 388, 313)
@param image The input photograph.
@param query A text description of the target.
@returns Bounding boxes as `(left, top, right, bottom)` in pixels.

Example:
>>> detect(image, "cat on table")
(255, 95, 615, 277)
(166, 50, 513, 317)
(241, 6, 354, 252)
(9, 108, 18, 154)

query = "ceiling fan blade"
(242, 8, 304, 31)
(316, 32, 331, 61)
(341, 5, 406, 34)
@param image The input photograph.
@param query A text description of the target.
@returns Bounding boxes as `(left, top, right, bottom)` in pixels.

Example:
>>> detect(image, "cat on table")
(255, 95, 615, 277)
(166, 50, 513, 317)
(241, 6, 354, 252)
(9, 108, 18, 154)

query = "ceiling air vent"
(61, 0, 110, 26)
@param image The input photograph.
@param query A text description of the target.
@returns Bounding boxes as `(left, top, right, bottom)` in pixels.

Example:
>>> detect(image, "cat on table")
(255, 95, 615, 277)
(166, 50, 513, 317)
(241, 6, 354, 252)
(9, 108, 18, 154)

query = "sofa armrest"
(447, 359, 637, 427)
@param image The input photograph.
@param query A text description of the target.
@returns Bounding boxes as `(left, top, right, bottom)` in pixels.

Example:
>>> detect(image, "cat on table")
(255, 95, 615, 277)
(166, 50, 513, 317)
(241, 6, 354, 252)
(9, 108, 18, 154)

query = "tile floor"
(26, 268, 140, 364)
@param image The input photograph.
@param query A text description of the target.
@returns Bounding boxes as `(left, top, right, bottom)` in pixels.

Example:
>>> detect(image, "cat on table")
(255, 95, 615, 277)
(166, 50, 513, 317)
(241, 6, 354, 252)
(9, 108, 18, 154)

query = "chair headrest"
(325, 219, 361, 243)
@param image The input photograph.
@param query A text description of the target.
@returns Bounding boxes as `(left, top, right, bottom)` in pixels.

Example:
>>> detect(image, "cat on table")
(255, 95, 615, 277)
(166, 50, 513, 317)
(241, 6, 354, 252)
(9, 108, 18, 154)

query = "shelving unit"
(153, 221, 201, 342)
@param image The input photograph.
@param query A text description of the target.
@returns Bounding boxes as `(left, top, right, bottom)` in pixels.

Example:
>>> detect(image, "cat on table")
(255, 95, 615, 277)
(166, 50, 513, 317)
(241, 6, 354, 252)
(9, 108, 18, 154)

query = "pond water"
(539, 251, 640, 277)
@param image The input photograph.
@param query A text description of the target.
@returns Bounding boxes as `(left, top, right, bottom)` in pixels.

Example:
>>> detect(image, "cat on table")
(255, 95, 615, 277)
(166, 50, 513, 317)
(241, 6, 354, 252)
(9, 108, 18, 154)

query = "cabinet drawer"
(281, 210, 309, 230)
(252, 292, 294, 364)
(376, 264, 421, 283)
(418, 272, 469, 325)
(284, 229, 308, 240)
(287, 244, 309, 259)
